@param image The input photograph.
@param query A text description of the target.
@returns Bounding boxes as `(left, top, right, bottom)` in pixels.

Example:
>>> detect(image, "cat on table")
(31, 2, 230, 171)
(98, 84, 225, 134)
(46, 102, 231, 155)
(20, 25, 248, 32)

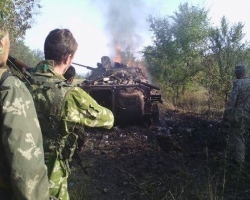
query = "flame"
(114, 45, 122, 63)
(127, 59, 134, 67)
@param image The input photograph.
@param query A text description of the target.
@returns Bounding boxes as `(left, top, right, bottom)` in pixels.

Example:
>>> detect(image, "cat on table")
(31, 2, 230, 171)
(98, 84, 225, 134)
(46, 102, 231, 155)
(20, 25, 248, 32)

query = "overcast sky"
(24, 0, 250, 74)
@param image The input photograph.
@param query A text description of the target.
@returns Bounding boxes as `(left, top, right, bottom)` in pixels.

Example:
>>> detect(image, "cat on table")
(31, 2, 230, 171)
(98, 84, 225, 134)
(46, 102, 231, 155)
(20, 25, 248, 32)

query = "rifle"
(6, 55, 34, 85)
(7, 55, 31, 73)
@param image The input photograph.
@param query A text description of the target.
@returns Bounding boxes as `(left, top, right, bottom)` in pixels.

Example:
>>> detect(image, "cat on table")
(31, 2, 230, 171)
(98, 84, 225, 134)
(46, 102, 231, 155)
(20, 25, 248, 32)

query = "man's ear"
(69, 77, 74, 83)
(63, 54, 72, 65)
(0, 39, 4, 55)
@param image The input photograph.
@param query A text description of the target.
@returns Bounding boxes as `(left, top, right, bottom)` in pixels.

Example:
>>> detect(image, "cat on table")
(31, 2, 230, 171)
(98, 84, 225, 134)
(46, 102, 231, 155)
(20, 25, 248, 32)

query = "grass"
(161, 86, 225, 115)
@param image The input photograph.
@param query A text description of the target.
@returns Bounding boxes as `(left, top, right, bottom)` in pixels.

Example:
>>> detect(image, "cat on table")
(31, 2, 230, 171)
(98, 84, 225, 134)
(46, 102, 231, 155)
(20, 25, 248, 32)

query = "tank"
(74, 61, 162, 126)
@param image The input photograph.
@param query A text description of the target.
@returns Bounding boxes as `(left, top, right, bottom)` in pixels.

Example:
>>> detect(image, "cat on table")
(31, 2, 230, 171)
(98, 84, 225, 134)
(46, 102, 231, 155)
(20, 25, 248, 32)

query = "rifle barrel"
(72, 62, 95, 70)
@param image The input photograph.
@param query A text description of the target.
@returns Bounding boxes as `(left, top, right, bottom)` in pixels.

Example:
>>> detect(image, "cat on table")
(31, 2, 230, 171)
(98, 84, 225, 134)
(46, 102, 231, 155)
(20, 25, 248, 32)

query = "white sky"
(24, 0, 250, 75)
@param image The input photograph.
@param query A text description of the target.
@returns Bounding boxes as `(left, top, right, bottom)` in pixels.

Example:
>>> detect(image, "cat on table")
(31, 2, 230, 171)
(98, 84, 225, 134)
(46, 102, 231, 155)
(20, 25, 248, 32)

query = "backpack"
(7, 62, 85, 169)
(26, 72, 78, 159)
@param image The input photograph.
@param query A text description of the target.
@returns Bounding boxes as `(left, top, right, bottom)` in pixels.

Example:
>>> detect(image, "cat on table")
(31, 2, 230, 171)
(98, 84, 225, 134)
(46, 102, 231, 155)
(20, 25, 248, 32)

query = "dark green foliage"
(10, 40, 43, 67)
(209, 16, 250, 102)
(143, 2, 250, 110)
(143, 3, 210, 105)
(1, 0, 42, 66)
(0, 0, 41, 41)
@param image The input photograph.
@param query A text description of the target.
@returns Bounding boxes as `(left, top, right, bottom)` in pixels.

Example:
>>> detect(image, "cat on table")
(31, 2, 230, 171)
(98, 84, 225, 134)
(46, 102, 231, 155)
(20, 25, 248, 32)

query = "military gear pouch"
(60, 133, 78, 162)
(74, 126, 86, 152)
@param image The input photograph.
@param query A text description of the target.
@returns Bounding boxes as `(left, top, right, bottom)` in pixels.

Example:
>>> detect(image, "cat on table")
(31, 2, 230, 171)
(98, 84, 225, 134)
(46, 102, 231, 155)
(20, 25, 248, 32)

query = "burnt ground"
(68, 109, 250, 200)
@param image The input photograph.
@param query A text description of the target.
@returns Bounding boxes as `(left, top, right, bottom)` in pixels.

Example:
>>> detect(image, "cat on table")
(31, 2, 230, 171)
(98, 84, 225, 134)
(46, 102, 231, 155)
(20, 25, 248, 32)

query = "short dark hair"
(64, 65, 76, 80)
(101, 56, 111, 69)
(44, 29, 78, 65)
(235, 65, 246, 73)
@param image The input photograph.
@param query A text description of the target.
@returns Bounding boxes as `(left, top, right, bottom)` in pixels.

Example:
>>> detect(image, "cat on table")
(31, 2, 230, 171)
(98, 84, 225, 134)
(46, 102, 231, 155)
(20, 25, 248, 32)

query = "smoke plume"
(91, 0, 153, 60)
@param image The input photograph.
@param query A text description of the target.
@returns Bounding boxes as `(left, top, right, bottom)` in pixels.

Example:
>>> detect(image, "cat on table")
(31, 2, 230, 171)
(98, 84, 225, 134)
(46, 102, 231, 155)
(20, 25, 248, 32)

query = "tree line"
(142, 3, 250, 111)
(1, 0, 44, 66)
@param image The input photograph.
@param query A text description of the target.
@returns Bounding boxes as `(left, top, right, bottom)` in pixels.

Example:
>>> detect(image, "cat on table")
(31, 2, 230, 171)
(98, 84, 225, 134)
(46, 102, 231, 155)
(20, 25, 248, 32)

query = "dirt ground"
(68, 109, 250, 200)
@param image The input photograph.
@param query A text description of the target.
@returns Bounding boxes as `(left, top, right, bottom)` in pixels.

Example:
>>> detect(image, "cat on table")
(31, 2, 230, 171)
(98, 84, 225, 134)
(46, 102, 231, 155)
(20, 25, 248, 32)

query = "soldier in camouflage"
(223, 65, 250, 165)
(27, 29, 114, 200)
(0, 15, 50, 199)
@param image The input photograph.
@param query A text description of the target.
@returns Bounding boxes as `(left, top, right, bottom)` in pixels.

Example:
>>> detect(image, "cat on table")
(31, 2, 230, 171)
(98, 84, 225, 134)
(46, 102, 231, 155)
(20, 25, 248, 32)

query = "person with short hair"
(64, 65, 76, 84)
(101, 56, 112, 70)
(223, 64, 250, 165)
(0, 14, 50, 199)
(27, 28, 114, 200)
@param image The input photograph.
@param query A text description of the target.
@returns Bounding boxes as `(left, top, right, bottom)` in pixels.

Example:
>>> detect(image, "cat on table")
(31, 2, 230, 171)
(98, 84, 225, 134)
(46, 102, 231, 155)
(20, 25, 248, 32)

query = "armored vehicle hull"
(80, 84, 161, 125)
(78, 65, 162, 126)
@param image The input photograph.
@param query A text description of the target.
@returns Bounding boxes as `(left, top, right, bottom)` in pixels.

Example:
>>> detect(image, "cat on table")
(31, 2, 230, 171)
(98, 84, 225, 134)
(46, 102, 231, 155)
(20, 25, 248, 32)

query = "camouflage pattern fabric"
(224, 77, 250, 163)
(225, 77, 250, 110)
(0, 66, 50, 199)
(30, 60, 114, 200)
(228, 121, 247, 164)
(46, 152, 69, 200)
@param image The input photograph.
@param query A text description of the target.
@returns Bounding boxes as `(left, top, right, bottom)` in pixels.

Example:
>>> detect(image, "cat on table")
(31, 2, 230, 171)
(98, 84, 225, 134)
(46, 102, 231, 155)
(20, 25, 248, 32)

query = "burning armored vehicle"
(73, 56, 162, 126)
(7, 55, 162, 126)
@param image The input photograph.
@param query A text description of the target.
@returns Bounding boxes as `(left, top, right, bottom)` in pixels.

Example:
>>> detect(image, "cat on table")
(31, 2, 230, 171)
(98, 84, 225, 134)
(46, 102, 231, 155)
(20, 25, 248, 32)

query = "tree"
(10, 40, 43, 67)
(143, 2, 210, 104)
(32, 48, 44, 61)
(0, 0, 41, 40)
(209, 16, 250, 102)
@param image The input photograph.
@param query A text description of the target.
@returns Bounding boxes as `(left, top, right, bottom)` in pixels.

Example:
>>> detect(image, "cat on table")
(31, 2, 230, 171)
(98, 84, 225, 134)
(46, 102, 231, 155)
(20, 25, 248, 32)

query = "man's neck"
(53, 64, 67, 75)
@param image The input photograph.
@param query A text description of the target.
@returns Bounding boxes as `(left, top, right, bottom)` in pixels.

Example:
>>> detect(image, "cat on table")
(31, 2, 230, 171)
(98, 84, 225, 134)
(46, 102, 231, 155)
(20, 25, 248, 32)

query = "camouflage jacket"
(224, 77, 250, 123)
(0, 66, 49, 199)
(226, 77, 250, 110)
(30, 60, 114, 157)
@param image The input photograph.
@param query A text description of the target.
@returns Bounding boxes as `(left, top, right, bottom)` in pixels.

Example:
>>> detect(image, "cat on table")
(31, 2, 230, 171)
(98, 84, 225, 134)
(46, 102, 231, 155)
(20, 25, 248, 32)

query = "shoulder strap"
(0, 69, 11, 90)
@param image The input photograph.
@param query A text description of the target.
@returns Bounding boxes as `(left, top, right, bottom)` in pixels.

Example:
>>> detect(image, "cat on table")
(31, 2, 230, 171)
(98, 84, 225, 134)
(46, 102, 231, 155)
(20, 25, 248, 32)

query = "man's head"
(101, 56, 112, 70)
(235, 65, 246, 79)
(0, 14, 10, 67)
(44, 29, 78, 67)
(64, 65, 76, 84)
